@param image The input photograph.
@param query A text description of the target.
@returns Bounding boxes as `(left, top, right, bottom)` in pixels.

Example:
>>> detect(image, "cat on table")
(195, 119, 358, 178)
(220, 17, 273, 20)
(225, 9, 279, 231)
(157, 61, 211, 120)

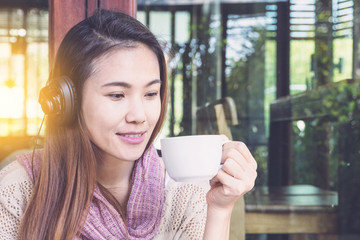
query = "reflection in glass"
(0, 8, 48, 136)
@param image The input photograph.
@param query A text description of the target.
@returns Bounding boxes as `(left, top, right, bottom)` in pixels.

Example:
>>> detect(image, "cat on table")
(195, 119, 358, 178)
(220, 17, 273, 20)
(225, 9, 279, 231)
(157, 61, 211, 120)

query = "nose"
(125, 98, 146, 124)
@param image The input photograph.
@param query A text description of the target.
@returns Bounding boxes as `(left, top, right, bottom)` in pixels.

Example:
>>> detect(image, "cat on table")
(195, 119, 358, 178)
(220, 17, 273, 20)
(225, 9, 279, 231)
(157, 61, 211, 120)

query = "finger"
(223, 141, 253, 161)
(209, 175, 221, 188)
(224, 165, 256, 193)
(221, 158, 244, 180)
(222, 158, 257, 189)
(222, 146, 257, 173)
(221, 146, 243, 165)
(223, 142, 257, 170)
(214, 169, 248, 196)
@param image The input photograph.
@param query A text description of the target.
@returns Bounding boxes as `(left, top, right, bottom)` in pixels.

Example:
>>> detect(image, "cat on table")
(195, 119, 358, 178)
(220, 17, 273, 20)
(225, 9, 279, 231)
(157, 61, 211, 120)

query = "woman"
(0, 9, 257, 240)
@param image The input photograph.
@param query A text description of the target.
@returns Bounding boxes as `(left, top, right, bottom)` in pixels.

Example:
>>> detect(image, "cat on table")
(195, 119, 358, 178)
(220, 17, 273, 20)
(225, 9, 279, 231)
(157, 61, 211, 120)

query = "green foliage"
(290, 79, 360, 190)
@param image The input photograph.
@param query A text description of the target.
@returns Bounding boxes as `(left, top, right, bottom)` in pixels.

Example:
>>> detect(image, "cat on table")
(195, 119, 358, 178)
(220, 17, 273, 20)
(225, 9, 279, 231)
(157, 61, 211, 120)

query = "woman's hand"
(203, 138, 257, 239)
(206, 140, 257, 211)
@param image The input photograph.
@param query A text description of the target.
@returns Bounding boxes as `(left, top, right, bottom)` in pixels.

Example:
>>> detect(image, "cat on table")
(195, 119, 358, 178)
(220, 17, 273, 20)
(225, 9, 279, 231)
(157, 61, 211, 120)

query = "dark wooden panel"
(49, 0, 137, 67)
(99, 0, 137, 16)
(338, 122, 360, 235)
(87, 0, 98, 17)
(49, 0, 86, 68)
(276, 1, 290, 98)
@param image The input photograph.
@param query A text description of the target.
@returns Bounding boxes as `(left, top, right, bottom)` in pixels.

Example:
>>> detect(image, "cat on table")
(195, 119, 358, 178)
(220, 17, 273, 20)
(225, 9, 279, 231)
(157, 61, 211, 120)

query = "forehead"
(88, 43, 161, 87)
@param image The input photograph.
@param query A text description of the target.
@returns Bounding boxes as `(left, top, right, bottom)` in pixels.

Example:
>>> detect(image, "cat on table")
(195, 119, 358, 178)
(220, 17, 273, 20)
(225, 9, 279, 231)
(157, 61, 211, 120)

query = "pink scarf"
(17, 145, 165, 240)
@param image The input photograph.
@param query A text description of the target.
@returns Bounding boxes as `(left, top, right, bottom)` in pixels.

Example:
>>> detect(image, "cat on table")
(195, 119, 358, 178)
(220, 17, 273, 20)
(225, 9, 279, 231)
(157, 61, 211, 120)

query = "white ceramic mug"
(160, 135, 227, 182)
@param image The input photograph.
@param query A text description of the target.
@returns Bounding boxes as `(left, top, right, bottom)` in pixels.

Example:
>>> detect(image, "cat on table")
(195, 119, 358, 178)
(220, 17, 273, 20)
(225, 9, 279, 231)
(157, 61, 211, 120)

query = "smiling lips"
(116, 132, 146, 144)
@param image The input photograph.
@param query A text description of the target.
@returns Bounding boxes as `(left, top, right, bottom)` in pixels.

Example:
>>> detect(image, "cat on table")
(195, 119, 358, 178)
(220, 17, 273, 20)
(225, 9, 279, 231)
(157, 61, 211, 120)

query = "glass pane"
(333, 0, 353, 82)
(175, 11, 190, 44)
(290, 40, 314, 93)
(0, 7, 48, 137)
(137, 11, 146, 25)
(150, 11, 171, 43)
(225, 10, 270, 185)
(137, 0, 358, 238)
(138, 0, 222, 146)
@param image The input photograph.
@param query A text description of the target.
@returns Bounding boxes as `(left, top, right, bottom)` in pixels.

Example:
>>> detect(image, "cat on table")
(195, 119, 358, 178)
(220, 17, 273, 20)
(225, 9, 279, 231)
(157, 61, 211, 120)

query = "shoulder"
(0, 159, 33, 210)
(0, 160, 33, 223)
(0, 160, 32, 186)
(0, 160, 33, 240)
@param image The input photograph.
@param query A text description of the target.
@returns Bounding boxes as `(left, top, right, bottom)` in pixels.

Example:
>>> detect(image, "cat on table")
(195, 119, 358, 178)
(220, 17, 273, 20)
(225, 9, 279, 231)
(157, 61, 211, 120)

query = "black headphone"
(38, 76, 77, 126)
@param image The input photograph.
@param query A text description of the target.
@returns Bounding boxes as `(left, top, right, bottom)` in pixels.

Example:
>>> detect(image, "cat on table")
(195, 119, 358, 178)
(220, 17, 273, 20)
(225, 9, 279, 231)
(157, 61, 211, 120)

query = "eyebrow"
(101, 79, 161, 88)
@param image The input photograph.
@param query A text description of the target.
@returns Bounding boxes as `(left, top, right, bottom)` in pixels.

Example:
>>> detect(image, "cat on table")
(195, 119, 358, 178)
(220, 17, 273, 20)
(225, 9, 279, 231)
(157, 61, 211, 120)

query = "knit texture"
(16, 145, 164, 240)
(0, 154, 209, 239)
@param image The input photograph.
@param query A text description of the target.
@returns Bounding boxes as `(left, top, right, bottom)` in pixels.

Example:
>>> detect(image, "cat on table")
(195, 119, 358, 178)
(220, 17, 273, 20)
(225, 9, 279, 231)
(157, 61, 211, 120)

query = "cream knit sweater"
(0, 160, 210, 240)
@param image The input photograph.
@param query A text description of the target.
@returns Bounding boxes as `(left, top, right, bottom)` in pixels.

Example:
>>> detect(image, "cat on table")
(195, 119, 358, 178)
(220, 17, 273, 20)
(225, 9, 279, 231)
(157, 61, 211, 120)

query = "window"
(0, 8, 48, 136)
(138, 0, 360, 238)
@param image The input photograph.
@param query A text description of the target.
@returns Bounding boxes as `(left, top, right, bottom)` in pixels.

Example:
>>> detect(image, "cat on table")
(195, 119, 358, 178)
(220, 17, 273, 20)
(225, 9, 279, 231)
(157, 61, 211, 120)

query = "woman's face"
(81, 43, 161, 162)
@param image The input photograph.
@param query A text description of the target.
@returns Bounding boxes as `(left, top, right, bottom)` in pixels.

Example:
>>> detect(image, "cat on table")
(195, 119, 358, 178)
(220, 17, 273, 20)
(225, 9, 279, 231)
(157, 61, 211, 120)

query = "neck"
(96, 154, 136, 190)
(96, 154, 136, 211)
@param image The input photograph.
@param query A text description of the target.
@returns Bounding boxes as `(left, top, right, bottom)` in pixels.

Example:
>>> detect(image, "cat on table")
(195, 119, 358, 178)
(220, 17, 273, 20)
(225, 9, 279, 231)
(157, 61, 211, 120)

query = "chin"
(120, 147, 147, 161)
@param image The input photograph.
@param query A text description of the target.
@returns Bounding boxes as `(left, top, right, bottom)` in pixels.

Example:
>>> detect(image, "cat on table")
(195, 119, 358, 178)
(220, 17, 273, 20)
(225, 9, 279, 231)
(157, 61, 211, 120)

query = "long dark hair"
(19, 9, 168, 240)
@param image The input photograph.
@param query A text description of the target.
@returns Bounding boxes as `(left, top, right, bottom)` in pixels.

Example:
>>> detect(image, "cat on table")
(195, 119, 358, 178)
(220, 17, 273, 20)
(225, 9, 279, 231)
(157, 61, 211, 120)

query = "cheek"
(147, 100, 162, 127)
(82, 98, 119, 133)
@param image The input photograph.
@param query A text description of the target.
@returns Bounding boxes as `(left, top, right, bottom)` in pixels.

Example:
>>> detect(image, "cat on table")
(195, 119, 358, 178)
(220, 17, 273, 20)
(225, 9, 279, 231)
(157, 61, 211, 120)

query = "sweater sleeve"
(154, 176, 210, 240)
(0, 160, 33, 240)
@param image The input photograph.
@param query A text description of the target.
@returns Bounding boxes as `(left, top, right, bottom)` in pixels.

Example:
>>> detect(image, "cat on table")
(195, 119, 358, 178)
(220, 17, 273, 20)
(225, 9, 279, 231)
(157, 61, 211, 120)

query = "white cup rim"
(161, 134, 222, 141)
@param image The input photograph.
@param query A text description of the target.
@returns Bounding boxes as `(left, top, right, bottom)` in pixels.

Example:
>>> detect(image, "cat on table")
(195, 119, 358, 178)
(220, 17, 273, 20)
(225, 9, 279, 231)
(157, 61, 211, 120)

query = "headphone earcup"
(38, 76, 77, 126)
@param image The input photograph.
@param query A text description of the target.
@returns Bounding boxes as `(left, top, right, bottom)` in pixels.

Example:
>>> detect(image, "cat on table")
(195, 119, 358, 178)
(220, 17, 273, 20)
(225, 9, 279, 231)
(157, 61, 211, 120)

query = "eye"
(145, 91, 159, 98)
(107, 93, 124, 100)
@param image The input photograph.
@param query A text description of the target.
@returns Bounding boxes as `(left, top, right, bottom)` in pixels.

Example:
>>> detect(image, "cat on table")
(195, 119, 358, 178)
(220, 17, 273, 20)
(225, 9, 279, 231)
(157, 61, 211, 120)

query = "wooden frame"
(49, 0, 137, 68)
(245, 185, 338, 234)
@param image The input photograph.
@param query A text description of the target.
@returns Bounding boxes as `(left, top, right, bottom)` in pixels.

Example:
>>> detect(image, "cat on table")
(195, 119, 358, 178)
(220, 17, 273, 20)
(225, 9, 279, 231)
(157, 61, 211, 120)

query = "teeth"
(123, 134, 142, 138)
